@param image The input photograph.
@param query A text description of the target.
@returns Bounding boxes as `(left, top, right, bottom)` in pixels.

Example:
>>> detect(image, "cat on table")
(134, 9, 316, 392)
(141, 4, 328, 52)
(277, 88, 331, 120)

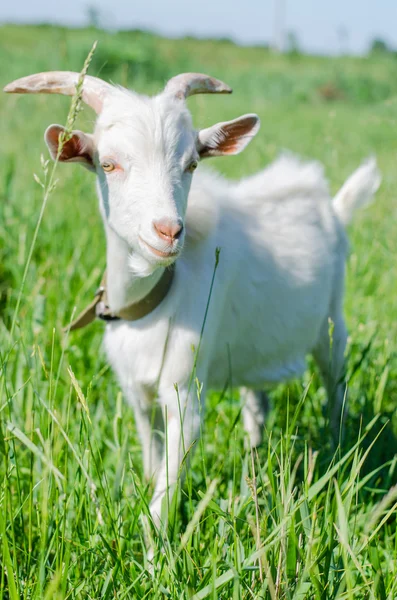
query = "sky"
(1, 0, 397, 56)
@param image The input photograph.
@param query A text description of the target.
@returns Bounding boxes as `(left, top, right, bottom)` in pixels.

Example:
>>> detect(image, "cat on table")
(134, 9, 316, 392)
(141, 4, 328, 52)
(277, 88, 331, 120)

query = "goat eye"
(101, 161, 115, 172)
(186, 160, 198, 173)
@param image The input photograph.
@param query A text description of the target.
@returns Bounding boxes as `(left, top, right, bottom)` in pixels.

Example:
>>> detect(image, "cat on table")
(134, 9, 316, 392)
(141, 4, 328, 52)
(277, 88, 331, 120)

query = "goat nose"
(153, 218, 183, 242)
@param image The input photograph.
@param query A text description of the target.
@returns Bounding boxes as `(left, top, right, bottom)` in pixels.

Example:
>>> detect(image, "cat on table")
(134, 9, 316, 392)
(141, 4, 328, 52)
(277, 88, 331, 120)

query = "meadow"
(0, 24, 397, 599)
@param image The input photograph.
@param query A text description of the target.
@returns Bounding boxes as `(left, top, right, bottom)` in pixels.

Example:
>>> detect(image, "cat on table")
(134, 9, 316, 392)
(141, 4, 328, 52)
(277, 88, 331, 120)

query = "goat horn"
(164, 72, 232, 100)
(3, 71, 112, 114)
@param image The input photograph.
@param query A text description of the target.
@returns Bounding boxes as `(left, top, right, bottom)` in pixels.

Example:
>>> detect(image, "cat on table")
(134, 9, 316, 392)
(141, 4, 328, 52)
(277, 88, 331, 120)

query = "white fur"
(43, 83, 380, 528)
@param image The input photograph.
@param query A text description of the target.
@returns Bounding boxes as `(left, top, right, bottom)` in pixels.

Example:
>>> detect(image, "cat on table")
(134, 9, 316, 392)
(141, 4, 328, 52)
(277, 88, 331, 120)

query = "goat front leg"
(122, 382, 164, 482)
(149, 384, 203, 529)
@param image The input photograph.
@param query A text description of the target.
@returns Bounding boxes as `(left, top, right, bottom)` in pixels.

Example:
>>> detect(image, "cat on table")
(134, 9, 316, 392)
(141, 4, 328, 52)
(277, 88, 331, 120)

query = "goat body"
(106, 157, 341, 390)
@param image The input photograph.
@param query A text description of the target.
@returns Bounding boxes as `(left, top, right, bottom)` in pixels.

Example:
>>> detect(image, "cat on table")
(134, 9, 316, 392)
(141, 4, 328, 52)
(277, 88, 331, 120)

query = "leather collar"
(65, 265, 175, 332)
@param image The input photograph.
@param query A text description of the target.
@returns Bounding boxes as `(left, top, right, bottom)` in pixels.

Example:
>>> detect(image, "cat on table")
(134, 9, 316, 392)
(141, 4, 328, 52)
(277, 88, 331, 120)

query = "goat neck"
(104, 222, 165, 314)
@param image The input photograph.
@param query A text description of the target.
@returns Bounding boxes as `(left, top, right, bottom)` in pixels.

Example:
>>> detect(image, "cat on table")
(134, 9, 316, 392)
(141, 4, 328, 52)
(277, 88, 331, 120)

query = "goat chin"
(103, 153, 380, 529)
(127, 249, 174, 278)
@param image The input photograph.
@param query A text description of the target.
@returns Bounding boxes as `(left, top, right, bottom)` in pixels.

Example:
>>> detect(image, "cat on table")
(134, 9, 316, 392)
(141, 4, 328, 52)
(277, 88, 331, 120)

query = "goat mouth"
(139, 236, 180, 259)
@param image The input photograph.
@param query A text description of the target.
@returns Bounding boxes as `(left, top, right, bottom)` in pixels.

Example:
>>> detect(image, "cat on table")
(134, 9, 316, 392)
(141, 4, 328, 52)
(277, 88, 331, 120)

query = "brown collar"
(65, 265, 175, 332)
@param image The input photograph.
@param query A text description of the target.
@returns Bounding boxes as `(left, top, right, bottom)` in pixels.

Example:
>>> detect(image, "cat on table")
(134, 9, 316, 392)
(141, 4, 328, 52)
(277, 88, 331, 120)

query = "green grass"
(1, 24, 397, 598)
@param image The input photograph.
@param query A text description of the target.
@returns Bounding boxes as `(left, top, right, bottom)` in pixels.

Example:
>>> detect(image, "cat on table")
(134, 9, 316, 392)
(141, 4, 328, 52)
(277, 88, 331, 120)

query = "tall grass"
(0, 25, 397, 598)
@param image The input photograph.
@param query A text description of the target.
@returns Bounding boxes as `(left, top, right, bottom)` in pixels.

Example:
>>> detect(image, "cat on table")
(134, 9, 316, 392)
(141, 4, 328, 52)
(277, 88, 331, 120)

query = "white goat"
(5, 71, 380, 526)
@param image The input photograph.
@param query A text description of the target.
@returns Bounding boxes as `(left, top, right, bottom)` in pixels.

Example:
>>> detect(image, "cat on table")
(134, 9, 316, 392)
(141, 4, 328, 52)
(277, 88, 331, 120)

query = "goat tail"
(332, 157, 381, 227)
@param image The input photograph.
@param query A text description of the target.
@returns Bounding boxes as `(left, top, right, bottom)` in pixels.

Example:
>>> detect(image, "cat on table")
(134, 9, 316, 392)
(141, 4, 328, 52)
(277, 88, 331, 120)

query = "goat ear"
(197, 114, 260, 158)
(44, 125, 96, 171)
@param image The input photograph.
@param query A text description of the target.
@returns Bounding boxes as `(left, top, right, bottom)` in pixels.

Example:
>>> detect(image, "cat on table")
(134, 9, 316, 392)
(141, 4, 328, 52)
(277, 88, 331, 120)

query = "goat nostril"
(153, 219, 183, 241)
(173, 224, 183, 240)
